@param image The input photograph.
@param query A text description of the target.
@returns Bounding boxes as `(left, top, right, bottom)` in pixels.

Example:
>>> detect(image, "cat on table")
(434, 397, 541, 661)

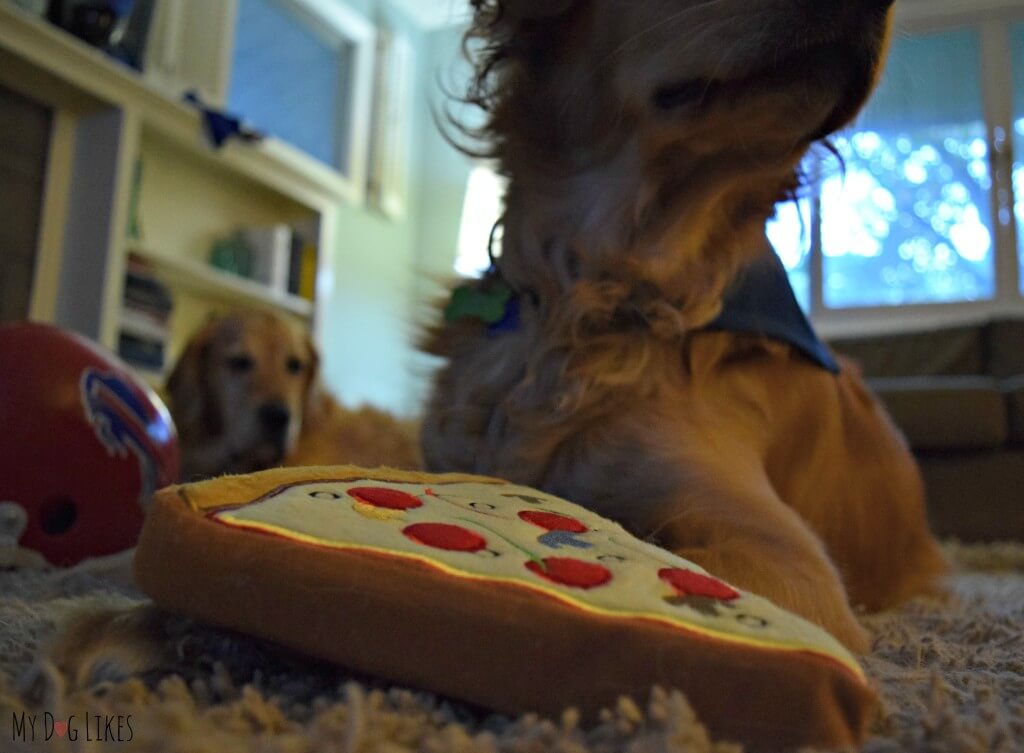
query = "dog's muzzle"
(258, 401, 292, 450)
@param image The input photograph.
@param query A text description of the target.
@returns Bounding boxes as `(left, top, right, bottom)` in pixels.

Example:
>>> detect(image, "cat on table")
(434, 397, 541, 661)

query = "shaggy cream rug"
(1, 542, 1021, 753)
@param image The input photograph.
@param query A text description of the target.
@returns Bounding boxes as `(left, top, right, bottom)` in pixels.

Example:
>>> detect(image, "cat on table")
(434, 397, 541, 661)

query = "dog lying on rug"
(167, 311, 420, 481)
(422, 0, 948, 651)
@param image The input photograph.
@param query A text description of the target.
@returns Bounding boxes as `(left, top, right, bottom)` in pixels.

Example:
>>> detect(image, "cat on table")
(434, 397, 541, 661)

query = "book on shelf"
(120, 306, 169, 342)
(211, 222, 318, 301)
(243, 224, 293, 293)
(120, 254, 173, 373)
(288, 228, 318, 301)
(118, 332, 166, 373)
(124, 255, 174, 320)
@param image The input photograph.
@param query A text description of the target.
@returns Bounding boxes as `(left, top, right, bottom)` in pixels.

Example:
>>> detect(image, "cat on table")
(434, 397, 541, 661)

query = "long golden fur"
(167, 311, 419, 481)
(423, 0, 948, 651)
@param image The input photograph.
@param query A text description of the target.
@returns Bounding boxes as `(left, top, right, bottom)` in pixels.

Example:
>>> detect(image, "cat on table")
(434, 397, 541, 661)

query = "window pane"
(455, 166, 505, 277)
(766, 199, 812, 312)
(1013, 24, 1024, 293)
(821, 29, 995, 308)
(229, 0, 345, 168)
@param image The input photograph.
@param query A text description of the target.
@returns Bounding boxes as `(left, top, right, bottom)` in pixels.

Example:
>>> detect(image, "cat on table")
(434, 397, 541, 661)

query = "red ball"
(0, 322, 180, 566)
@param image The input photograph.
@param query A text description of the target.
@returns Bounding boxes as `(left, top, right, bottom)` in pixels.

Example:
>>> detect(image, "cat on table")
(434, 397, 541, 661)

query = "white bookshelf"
(128, 245, 315, 320)
(0, 2, 345, 382)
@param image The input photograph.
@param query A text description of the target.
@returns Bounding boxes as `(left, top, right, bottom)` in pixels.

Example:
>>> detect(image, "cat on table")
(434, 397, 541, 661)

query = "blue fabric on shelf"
(183, 92, 263, 149)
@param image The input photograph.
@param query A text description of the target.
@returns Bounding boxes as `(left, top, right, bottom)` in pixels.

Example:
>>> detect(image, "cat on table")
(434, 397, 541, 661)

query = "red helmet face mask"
(0, 322, 180, 566)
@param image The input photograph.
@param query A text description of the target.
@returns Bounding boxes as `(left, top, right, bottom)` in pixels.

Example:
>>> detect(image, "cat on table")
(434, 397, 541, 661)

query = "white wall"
(319, 4, 472, 417)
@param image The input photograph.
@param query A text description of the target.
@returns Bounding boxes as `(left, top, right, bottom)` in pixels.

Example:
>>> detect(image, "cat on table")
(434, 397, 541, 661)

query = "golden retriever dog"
(167, 311, 419, 481)
(422, 0, 948, 651)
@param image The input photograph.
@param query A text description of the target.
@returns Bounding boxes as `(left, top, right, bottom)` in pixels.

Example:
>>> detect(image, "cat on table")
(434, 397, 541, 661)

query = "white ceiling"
(387, 0, 470, 29)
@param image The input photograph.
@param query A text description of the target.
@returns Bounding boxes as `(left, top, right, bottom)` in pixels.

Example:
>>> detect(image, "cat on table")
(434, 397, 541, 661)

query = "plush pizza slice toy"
(134, 466, 876, 750)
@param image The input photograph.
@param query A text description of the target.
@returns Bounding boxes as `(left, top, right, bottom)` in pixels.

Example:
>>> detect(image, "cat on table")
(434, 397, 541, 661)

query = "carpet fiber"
(1, 542, 1022, 752)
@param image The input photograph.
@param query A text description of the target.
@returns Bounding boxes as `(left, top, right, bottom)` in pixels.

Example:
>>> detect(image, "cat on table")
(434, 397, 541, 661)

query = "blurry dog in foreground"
(422, 0, 947, 651)
(167, 311, 419, 481)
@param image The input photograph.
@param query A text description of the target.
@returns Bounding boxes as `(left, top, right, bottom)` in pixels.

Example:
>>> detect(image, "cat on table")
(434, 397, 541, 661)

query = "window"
(822, 30, 994, 308)
(1013, 23, 1024, 292)
(230, 0, 344, 166)
(455, 165, 505, 277)
(227, 0, 373, 183)
(767, 199, 812, 312)
(774, 15, 1024, 323)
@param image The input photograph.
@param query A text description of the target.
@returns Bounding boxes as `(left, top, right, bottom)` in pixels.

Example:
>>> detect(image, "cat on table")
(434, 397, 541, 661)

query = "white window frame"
(144, 0, 375, 205)
(266, 0, 375, 200)
(810, 0, 1024, 338)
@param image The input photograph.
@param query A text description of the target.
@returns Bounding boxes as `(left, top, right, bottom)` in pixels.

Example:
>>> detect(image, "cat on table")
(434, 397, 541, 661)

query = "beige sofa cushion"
(831, 326, 984, 378)
(987, 320, 1024, 379)
(918, 451, 1024, 542)
(1001, 375, 1024, 445)
(870, 376, 1008, 450)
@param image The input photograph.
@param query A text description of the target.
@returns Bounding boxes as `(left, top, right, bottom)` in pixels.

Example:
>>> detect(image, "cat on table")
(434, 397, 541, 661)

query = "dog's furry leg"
(654, 463, 871, 653)
(27, 605, 183, 697)
(770, 360, 950, 612)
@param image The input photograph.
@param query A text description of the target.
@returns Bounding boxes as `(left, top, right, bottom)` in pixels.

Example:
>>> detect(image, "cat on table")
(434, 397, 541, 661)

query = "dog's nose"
(258, 402, 292, 436)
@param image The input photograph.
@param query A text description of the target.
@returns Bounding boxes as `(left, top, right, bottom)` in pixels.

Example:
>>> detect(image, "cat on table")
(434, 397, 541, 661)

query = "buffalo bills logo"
(80, 369, 170, 506)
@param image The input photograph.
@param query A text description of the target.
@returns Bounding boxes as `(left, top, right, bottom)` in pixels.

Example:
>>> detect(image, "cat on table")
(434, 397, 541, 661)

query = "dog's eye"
(286, 357, 304, 375)
(226, 355, 254, 373)
(653, 78, 717, 111)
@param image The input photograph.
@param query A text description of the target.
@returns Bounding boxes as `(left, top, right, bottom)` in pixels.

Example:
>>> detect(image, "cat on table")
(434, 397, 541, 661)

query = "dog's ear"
(300, 332, 329, 431)
(166, 324, 222, 439)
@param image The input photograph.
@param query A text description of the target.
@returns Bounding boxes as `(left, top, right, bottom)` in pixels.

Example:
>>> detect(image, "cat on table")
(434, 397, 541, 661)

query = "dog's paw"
(31, 604, 180, 697)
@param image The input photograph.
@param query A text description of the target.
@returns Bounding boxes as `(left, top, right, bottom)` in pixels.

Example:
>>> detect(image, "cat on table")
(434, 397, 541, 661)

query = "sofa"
(830, 319, 1024, 542)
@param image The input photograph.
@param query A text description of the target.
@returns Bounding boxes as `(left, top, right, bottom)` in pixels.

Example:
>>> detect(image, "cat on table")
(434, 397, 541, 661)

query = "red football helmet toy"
(0, 322, 180, 566)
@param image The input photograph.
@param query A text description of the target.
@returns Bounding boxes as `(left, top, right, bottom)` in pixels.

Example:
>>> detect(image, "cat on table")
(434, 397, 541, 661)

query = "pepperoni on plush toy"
(658, 567, 739, 600)
(348, 487, 423, 510)
(518, 510, 588, 533)
(403, 523, 486, 552)
(526, 557, 611, 589)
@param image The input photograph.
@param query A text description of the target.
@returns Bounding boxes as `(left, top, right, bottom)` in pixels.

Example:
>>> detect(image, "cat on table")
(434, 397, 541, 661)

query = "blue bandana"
(709, 251, 838, 373)
(446, 253, 837, 373)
